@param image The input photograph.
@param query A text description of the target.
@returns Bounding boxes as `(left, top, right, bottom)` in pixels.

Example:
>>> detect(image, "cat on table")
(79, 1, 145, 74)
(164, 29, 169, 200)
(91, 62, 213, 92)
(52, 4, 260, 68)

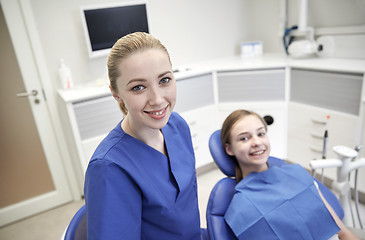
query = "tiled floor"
(0, 199, 84, 240)
(0, 166, 364, 239)
(0, 166, 224, 240)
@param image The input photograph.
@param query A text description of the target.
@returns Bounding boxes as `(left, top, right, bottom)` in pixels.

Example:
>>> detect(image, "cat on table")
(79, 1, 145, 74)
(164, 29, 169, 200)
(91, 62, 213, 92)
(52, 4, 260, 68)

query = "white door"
(0, 0, 72, 226)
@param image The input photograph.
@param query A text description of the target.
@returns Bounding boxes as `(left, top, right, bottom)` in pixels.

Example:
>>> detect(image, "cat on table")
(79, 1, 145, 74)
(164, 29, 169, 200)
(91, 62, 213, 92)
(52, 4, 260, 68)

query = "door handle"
(16, 90, 38, 98)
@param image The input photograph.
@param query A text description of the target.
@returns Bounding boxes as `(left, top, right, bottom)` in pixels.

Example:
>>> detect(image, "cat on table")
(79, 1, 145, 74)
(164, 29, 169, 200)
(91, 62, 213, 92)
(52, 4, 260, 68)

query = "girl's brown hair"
(107, 32, 171, 115)
(220, 110, 267, 182)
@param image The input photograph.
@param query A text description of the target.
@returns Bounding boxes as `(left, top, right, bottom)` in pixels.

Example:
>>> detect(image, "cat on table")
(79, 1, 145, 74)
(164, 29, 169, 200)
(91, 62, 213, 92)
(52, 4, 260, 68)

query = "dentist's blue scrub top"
(84, 112, 201, 240)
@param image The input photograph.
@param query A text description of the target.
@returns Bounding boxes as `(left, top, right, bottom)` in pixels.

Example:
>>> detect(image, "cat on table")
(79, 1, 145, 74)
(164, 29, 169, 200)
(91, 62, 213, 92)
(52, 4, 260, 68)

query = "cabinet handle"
(191, 133, 198, 138)
(310, 131, 324, 139)
(188, 121, 197, 126)
(309, 145, 322, 153)
(311, 119, 326, 125)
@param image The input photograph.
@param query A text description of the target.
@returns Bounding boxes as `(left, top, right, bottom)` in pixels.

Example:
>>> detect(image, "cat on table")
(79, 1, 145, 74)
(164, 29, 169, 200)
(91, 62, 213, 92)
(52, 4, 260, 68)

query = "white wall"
(25, 0, 365, 90)
(29, 0, 258, 89)
(287, 0, 365, 28)
(236, 0, 284, 54)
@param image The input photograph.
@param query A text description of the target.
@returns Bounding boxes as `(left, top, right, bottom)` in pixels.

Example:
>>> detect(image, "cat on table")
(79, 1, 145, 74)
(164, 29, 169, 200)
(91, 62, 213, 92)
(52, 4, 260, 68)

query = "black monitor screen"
(84, 4, 149, 52)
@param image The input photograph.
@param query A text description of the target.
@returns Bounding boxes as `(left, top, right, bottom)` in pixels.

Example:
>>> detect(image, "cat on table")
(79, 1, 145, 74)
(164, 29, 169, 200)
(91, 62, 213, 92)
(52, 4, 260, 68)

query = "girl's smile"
(225, 115, 270, 177)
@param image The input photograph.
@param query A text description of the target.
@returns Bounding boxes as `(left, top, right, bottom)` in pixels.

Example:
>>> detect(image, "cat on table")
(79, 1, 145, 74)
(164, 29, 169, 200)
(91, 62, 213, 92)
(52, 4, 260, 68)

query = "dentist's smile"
(145, 105, 169, 119)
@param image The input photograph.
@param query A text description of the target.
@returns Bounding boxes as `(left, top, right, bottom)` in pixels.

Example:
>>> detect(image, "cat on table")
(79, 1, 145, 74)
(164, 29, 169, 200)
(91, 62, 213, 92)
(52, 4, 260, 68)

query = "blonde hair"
(107, 32, 171, 115)
(220, 110, 268, 182)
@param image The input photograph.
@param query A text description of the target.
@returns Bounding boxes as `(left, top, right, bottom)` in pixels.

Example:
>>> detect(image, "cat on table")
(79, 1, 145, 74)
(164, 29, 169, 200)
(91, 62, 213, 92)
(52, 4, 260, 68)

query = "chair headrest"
(209, 130, 235, 177)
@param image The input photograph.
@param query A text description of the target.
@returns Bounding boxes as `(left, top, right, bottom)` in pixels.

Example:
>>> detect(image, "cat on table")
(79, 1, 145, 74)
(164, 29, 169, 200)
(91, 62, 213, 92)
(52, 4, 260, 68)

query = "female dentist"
(84, 32, 201, 240)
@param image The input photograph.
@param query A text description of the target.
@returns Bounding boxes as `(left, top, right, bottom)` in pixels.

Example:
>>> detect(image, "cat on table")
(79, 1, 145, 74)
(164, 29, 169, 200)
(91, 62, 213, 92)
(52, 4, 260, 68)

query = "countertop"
(58, 54, 365, 103)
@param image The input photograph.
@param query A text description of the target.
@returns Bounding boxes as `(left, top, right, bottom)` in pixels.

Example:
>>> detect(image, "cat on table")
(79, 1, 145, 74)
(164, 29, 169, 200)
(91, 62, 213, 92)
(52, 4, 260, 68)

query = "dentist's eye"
(131, 85, 145, 91)
(160, 77, 171, 84)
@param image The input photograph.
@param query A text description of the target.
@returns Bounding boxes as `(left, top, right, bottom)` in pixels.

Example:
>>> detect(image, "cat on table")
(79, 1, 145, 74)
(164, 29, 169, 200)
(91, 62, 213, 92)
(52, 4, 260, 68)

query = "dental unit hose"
(283, 25, 298, 55)
(346, 145, 363, 229)
(353, 145, 363, 229)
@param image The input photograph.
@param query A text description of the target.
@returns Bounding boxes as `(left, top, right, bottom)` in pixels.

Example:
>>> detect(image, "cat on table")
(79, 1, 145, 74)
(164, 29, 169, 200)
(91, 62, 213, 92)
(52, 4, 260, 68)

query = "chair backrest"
(64, 205, 87, 240)
(63, 204, 209, 240)
(206, 129, 344, 240)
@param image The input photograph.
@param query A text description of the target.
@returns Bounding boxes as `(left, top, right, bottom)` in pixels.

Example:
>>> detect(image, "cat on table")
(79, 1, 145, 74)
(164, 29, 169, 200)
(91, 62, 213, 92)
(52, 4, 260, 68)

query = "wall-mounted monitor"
(80, 1, 149, 59)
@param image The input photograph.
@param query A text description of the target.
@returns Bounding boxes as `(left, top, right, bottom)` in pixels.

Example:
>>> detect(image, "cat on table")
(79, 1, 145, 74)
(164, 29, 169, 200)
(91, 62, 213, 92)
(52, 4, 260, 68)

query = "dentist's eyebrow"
(158, 71, 173, 78)
(126, 71, 172, 86)
(126, 78, 147, 86)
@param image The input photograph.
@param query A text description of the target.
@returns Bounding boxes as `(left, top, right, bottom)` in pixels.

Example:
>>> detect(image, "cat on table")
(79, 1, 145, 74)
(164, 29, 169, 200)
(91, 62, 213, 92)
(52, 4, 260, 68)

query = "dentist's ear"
(109, 85, 120, 101)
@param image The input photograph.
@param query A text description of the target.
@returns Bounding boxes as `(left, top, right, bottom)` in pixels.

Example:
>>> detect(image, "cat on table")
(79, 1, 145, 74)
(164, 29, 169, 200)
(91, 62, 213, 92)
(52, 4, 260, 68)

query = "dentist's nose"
(148, 86, 164, 106)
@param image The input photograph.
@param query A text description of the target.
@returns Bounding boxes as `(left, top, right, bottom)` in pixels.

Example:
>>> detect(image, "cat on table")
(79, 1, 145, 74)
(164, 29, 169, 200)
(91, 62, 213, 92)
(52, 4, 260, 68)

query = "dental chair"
(62, 205, 209, 239)
(63, 205, 87, 240)
(61, 205, 209, 240)
(206, 129, 344, 240)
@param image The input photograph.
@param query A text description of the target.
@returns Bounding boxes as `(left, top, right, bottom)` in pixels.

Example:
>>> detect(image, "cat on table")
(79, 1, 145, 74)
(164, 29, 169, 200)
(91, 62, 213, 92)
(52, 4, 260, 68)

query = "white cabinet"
(288, 102, 359, 179)
(288, 69, 364, 180)
(58, 62, 365, 195)
(290, 69, 363, 116)
(71, 95, 122, 171)
(216, 69, 287, 159)
(216, 69, 286, 103)
(179, 105, 218, 168)
(58, 92, 122, 179)
(175, 73, 218, 168)
(174, 73, 215, 113)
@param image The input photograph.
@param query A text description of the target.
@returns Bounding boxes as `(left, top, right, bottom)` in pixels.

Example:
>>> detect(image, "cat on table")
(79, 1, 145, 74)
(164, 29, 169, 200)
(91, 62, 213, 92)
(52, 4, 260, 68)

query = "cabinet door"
(290, 69, 363, 115)
(180, 105, 219, 168)
(175, 73, 215, 112)
(72, 95, 122, 171)
(288, 102, 359, 180)
(175, 73, 218, 168)
(217, 69, 285, 102)
(289, 69, 363, 180)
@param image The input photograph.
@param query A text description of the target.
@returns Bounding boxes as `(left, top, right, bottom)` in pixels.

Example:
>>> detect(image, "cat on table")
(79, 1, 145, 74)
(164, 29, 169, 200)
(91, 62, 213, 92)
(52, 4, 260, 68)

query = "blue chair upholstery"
(64, 205, 87, 240)
(64, 206, 209, 240)
(201, 228, 209, 240)
(206, 129, 344, 240)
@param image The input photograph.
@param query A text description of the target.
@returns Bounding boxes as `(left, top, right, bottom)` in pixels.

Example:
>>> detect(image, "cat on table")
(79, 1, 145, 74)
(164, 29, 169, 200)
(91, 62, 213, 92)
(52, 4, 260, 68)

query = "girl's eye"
(131, 85, 145, 91)
(240, 137, 249, 141)
(258, 132, 266, 137)
(160, 77, 171, 85)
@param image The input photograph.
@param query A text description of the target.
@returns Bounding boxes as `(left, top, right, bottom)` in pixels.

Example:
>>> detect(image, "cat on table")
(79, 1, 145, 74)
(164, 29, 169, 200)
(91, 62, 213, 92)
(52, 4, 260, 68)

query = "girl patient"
(221, 109, 359, 240)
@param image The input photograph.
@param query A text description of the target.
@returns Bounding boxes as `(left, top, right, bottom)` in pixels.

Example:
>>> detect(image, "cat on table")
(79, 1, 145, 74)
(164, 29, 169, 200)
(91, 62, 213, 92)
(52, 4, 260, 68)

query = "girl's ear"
(225, 143, 234, 156)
